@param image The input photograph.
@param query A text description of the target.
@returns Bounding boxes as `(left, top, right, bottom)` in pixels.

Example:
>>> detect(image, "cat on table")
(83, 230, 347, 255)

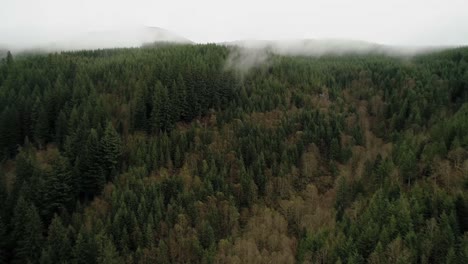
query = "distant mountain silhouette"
(45, 26, 193, 51)
(224, 39, 444, 56)
(1, 32, 449, 56)
(1, 26, 193, 53)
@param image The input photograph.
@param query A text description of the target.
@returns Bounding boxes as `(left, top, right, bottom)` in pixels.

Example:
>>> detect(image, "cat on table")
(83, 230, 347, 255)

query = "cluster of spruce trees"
(0, 44, 467, 263)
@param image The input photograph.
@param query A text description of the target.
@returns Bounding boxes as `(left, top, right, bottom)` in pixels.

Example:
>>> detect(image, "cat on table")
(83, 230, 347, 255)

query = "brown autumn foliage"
(215, 206, 296, 264)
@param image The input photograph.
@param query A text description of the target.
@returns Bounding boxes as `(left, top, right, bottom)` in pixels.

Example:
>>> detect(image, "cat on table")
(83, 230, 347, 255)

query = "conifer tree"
(6, 51, 13, 66)
(34, 105, 50, 149)
(73, 230, 98, 264)
(0, 216, 6, 264)
(42, 155, 74, 219)
(12, 199, 43, 263)
(97, 235, 122, 264)
(100, 122, 121, 181)
(81, 129, 105, 199)
(150, 81, 171, 132)
(41, 215, 72, 263)
(54, 110, 68, 147)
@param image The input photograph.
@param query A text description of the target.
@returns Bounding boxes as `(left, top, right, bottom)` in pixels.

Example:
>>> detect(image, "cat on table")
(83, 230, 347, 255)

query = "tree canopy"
(0, 44, 467, 263)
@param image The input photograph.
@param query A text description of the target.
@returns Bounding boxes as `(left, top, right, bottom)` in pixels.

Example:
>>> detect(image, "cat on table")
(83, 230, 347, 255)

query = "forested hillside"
(0, 44, 467, 263)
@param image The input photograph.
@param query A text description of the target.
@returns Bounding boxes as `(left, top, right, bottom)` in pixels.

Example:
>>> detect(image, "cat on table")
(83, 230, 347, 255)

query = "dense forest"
(0, 43, 467, 263)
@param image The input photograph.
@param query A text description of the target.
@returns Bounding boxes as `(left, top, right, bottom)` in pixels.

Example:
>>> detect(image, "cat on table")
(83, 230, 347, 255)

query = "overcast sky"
(1, 0, 468, 48)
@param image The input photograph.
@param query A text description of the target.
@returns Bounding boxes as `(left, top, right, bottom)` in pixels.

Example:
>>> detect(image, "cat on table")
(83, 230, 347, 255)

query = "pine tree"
(6, 51, 13, 66)
(97, 235, 122, 264)
(396, 142, 417, 186)
(100, 122, 121, 181)
(63, 107, 86, 163)
(0, 107, 19, 158)
(253, 152, 266, 196)
(353, 124, 365, 146)
(150, 82, 171, 132)
(177, 74, 188, 121)
(156, 240, 170, 264)
(73, 230, 98, 264)
(330, 137, 341, 162)
(34, 105, 50, 149)
(335, 176, 348, 221)
(42, 215, 72, 263)
(81, 129, 105, 199)
(42, 155, 74, 220)
(239, 160, 255, 207)
(132, 85, 147, 131)
(169, 80, 181, 124)
(13, 200, 43, 263)
(200, 222, 215, 249)
(0, 216, 6, 264)
(13, 146, 36, 194)
(54, 110, 68, 147)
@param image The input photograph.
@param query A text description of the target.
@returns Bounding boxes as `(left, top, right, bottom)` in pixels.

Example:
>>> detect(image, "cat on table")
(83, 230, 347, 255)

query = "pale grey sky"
(1, 0, 468, 48)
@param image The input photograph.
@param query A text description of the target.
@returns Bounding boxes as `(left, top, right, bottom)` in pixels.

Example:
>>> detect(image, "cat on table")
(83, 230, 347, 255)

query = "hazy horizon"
(1, 0, 468, 50)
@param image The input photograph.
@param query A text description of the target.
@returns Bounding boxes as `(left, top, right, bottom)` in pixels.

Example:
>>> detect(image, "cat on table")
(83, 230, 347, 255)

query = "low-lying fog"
(0, 27, 192, 53)
(1, 26, 451, 57)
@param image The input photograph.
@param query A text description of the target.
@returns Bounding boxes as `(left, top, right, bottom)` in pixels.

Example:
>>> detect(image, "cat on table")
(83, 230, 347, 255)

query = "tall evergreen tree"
(12, 199, 43, 264)
(6, 51, 13, 66)
(100, 122, 122, 181)
(0, 216, 6, 264)
(54, 110, 68, 147)
(73, 230, 98, 264)
(34, 105, 50, 149)
(41, 215, 72, 263)
(150, 82, 171, 132)
(41, 155, 74, 220)
(81, 129, 105, 199)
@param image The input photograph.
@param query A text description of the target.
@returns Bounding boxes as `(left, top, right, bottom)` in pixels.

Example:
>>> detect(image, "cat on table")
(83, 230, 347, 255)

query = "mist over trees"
(0, 44, 467, 263)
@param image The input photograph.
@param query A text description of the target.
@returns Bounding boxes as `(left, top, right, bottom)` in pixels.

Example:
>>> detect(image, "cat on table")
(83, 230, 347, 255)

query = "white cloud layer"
(1, 0, 467, 48)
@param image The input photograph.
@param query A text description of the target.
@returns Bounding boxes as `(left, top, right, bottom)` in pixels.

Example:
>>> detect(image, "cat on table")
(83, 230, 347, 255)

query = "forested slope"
(0, 44, 467, 263)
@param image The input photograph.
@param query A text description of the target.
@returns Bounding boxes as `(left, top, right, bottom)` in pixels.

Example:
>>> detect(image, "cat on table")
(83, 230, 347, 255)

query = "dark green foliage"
(81, 129, 105, 198)
(395, 140, 418, 186)
(96, 235, 122, 264)
(200, 222, 215, 249)
(0, 216, 6, 264)
(34, 105, 50, 148)
(0, 107, 19, 158)
(0, 45, 467, 263)
(100, 122, 121, 181)
(352, 124, 365, 146)
(55, 110, 68, 147)
(12, 198, 43, 263)
(40, 215, 72, 264)
(73, 230, 98, 264)
(334, 176, 348, 220)
(41, 155, 74, 220)
(13, 145, 37, 193)
(150, 81, 171, 132)
(6, 51, 13, 66)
